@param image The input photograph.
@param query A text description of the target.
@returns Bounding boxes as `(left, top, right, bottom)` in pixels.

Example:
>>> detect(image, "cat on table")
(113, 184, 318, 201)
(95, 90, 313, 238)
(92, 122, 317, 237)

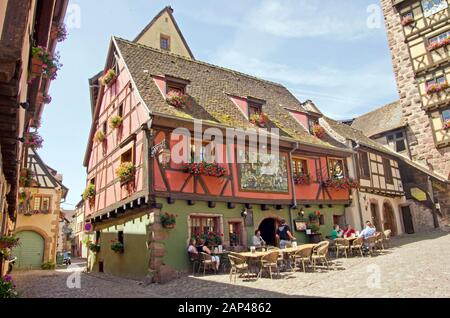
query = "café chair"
(335, 238, 350, 259)
(258, 251, 281, 280)
(199, 252, 217, 276)
(292, 247, 313, 273)
(188, 252, 201, 275)
(311, 241, 330, 271)
(383, 230, 392, 249)
(350, 237, 364, 257)
(228, 254, 250, 283)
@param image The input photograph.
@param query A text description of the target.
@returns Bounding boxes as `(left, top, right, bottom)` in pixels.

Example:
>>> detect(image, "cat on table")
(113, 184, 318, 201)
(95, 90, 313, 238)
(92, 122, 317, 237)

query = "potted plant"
(324, 177, 359, 191)
(426, 82, 449, 95)
(308, 211, 320, 222)
(182, 162, 226, 178)
(94, 130, 105, 143)
(249, 113, 269, 128)
(109, 115, 123, 129)
(160, 212, 177, 229)
(427, 37, 450, 51)
(307, 224, 320, 234)
(312, 124, 326, 139)
(0, 275, 19, 298)
(191, 232, 224, 246)
(101, 69, 117, 87)
(31, 46, 62, 80)
(24, 131, 44, 149)
(111, 240, 124, 253)
(116, 162, 136, 184)
(166, 91, 192, 109)
(19, 168, 34, 187)
(294, 173, 311, 185)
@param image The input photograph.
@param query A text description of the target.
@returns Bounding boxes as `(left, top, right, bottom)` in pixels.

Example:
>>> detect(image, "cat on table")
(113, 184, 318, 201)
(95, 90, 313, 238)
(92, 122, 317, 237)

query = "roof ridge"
(114, 36, 286, 88)
(355, 100, 400, 119)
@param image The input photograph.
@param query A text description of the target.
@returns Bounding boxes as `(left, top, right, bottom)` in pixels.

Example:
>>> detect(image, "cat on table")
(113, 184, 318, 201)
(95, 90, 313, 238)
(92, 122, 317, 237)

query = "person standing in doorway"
(276, 219, 296, 249)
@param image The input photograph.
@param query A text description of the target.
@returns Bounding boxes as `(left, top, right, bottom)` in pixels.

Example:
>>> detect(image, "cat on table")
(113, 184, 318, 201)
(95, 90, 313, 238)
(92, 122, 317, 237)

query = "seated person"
(198, 239, 220, 271)
(187, 239, 198, 255)
(330, 224, 343, 240)
(343, 224, 356, 238)
(252, 230, 266, 247)
(359, 221, 376, 239)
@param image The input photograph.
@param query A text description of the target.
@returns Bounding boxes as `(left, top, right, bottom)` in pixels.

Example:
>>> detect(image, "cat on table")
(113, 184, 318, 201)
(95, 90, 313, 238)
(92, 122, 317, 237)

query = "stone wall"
(380, 0, 450, 178)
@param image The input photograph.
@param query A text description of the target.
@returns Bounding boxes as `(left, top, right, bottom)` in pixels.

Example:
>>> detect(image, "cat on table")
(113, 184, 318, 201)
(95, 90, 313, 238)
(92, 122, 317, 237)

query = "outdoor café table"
(238, 251, 271, 274)
(280, 244, 316, 271)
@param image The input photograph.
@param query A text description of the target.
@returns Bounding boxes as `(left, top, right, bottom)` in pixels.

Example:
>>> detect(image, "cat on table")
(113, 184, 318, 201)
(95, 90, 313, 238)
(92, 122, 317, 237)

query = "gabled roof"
(351, 101, 405, 138)
(133, 6, 195, 60)
(113, 37, 345, 151)
(322, 116, 448, 183)
(27, 149, 68, 199)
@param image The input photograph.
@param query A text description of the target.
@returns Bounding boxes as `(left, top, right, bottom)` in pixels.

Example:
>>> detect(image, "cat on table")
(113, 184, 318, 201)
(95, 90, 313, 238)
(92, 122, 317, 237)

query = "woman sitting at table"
(343, 224, 356, 238)
(198, 239, 220, 271)
(252, 230, 266, 247)
(187, 239, 198, 255)
(330, 225, 344, 240)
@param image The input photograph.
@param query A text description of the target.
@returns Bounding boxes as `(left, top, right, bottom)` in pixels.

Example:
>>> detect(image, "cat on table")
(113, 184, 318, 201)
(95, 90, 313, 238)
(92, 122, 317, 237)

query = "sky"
(40, 0, 399, 209)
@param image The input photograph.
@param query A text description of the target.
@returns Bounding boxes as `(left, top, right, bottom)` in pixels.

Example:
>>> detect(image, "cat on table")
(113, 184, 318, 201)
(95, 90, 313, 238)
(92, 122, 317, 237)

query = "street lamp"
(151, 140, 171, 168)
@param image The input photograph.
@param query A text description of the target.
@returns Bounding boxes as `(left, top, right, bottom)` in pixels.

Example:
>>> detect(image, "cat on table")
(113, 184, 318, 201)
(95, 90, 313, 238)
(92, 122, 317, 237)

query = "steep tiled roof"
(114, 37, 342, 150)
(351, 101, 405, 138)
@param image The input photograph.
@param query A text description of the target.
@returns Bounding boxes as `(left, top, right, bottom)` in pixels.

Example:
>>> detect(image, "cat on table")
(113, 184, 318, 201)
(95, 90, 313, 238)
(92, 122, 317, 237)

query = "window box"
(444, 120, 450, 130)
(182, 162, 226, 178)
(293, 173, 311, 185)
(19, 168, 34, 187)
(427, 37, 450, 52)
(116, 162, 136, 184)
(24, 131, 44, 149)
(101, 69, 117, 87)
(426, 82, 449, 94)
(323, 177, 359, 191)
(401, 15, 414, 26)
(31, 46, 61, 80)
(166, 91, 192, 109)
(94, 130, 106, 143)
(110, 241, 124, 254)
(249, 113, 269, 128)
(109, 115, 123, 129)
(161, 213, 177, 229)
(312, 124, 326, 139)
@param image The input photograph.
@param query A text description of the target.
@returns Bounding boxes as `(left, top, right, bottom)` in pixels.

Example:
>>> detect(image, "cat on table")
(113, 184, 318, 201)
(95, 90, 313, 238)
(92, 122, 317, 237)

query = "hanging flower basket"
(160, 212, 177, 229)
(19, 168, 34, 187)
(401, 15, 414, 26)
(31, 57, 43, 78)
(101, 69, 117, 87)
(324, 177, 359, 191)
(88, 243, 100, 253)
(94, 130, 105, 143)
(24, 131, 44, 149)
(109, 115, 123, 129)
(182, 162, 226, 178)
(0, 235, 20, 249)
(294, 173, 311, 185)
(116, 162, 136, 184)
(111, 241, 124, 254)
(43, 94, 52, 104)
(426, 82, 449, 95)
(312, 124, 326, 139)
(249, 113, 269, 128)
(31, 46, 62, 80)
(427, 37, 450, 52)
(166, 92, 192, 109)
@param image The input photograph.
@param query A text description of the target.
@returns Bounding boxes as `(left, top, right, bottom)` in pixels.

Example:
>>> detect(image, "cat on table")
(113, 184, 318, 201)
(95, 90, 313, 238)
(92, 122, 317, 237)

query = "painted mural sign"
(237, 150, 289, 193)
(421, 0, 448, 17)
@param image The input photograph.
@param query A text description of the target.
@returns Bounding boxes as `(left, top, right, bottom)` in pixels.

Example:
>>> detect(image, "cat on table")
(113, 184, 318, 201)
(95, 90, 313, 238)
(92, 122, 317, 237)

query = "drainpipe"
(427, 176, 440, 229)
(351, 143, 364, 230)
(288, 142, 300, 232)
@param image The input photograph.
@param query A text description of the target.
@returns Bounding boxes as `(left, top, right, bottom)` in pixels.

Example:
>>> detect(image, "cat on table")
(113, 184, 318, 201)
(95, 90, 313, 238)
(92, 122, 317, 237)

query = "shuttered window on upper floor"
(383, 158, 394, 184)
(359, 151, 370, 179)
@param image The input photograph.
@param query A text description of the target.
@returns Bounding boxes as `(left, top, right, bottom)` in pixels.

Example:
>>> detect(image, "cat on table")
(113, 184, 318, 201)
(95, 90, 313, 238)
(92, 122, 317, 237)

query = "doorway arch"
(258, 218, 281, 247)
(383, 202, 398, 236)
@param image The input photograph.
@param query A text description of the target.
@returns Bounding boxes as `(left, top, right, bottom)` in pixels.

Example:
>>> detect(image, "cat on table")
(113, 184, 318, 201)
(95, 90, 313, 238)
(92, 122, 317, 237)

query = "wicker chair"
(188, 252, 201, 275)
(375, 232, 384, 251)
(198, 252, 217, 276)
(311, 241, 330, 270)
(258, 251, 280, 279)
(335, 238, 350, 258)
(366, 236, 378, 256)
(228, 254, 250, 283)
(350, 237, 364, 257)
(291, 247, 313, 272)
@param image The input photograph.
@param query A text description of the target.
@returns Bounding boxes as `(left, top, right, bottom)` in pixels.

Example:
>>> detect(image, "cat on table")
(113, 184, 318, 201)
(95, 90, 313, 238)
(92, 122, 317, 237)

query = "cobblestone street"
(12, 230, 450, 298)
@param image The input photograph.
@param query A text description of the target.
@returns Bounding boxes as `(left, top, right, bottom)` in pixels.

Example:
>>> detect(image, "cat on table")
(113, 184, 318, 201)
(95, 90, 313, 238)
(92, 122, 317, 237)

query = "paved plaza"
(12, 229, 450, 298)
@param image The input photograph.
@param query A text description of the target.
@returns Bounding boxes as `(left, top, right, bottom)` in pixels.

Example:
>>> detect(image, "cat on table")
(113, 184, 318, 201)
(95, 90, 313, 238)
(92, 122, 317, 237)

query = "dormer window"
(248, 101, 262, 118)
(160, 34, 171, 51)
(165, 76, 189, 96)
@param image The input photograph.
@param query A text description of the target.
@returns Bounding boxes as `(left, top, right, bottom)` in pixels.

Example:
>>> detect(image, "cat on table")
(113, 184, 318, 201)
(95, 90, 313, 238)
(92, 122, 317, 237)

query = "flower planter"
(426, 82, 449, 95)
(166, 93, 192, 109)
(312, 124, 326, 139)
(427, 38, 450, 52)
(444, 121, 450, 130)
(249, 113, 269, 128)
(294, 173, 311, 185)
(401, 16, 414, 26)
(101, 69, 117, 88)
(182, 162, 226, 178)
(31, 57, 43, 78)
(163, 223, 176, 229)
